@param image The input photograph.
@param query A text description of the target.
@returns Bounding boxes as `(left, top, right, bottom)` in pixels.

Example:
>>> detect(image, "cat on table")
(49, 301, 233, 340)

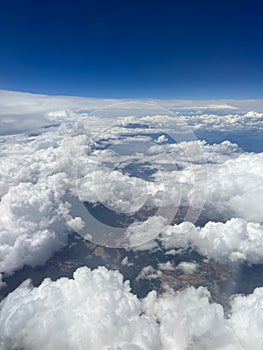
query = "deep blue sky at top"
(0, 0, 263, 99)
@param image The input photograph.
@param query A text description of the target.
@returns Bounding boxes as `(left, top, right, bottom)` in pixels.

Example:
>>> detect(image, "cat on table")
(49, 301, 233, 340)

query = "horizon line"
(1, 88, 263, 102)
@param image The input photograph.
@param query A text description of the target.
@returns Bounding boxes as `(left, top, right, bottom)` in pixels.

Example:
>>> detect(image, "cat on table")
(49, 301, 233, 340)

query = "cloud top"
(1, 266, 263, 350)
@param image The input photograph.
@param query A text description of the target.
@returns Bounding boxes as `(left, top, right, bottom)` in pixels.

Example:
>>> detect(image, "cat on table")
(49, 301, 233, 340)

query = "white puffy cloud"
(180, 111, 263, 131)
(204, 152, 263, 223)
(143, 286, 230, 350)
(0, 266, 160, 350)
(158, 261, 175, 271)
(1, 266, 263, 350)
(176, 261, 199, 274)
(77, 167, 154, 213)
(156, 134, 168, 143)
(136, 266, 162, 281)
(144, 285, 263, 350)
(121, 256, 134, 267)
(161, 218, 263, 264)
(125, 216, 168, 248)
(150, 148, 263, 223)
(229, 288, 263, 350)
(147, 140, 241, 166)
(119, 108, 263, 132)
(0, 182, 70, 274)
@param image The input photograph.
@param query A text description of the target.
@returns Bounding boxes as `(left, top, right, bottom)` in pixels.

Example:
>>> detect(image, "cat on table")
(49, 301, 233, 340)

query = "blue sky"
(0, 0, 263, 99)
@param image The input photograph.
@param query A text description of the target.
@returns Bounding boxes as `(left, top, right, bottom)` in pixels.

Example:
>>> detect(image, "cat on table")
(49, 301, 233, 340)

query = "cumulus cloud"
(176, 261, 199, 274)
(1, 266, 263, 350)
(121, 256, 134, 267)
(229, 288, 263, 350)
(77, 167, 154, 213)
(204, 152, 263, 223)
(136, 266, 162, 281)
(119, 108, 263, 132)
(147, 140, 241, 165)
(158, 261, 175, 271)
(0, 182, 70, 274)
(143, 286, 230, 350)
(160, 218, 263, 264)
(0, 266, 160, 350)
(125, 216, 168, 248)
(156, 134, 168, 143)
(150, 147, 263, 223)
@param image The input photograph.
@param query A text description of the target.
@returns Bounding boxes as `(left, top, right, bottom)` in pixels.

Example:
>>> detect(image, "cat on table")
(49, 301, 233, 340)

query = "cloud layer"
(1, 266, 263, 350)
(1, 91, 263, 348)
(0, 99, 263, 272)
